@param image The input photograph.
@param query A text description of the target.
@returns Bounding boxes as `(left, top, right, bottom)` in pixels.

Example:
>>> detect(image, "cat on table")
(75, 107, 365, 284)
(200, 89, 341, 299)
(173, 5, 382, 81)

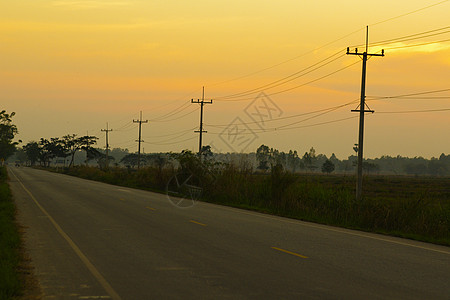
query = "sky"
(1, 0, 449, 159)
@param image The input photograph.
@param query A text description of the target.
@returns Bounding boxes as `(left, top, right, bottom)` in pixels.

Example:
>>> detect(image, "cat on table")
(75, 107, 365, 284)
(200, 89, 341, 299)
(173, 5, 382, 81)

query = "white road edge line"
(9, 168, 122, 300)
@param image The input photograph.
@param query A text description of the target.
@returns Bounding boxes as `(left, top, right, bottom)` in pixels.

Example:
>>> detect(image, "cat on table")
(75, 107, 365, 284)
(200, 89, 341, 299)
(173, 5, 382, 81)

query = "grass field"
(0, 166, 22, 299)
(55, 165, 450, 246)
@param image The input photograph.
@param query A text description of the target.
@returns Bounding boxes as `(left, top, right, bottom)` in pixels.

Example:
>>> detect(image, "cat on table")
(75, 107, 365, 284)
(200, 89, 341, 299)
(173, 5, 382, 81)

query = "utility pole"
(133, 111, 148, 169)
(85, 131, 89, 166)
(101, 123, 113, 169)
(192, 86, 213, 155)
(347, 26, 384, 201)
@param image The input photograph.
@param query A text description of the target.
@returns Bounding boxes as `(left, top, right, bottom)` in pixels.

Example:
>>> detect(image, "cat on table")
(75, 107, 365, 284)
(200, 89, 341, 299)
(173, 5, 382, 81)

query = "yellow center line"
(189, 220, 206, 226)
(271, 247, 308, 259)
(146, 206, 156, 211)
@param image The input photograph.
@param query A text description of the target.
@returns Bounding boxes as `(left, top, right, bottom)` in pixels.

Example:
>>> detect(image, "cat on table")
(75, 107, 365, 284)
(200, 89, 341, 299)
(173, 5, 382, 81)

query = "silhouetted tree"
(62, 134, 98, 167)
(201, 145, 213, 160)
(321, 159, 335, 174)
(256, 144, 270, 171)
(23, 142, 40, 166)
(0, 110, 20, 163)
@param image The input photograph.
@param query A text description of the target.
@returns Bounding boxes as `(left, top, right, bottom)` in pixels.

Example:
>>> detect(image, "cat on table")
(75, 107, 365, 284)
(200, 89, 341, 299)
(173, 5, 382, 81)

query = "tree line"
(1, 110, 448, 176)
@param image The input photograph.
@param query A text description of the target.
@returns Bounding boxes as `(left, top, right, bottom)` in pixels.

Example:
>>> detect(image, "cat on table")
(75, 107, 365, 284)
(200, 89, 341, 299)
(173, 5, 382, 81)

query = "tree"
(287, 150, 301, 172)
(303, 147, 318, 172)
(120, 153, 140, 168)
(256, 144, 270, 171)
(0, 110, 20, 163)
(362, 162, 380, 174)
(62, 134, 98, 167)
(23, 142, 41, 166)
(201, 145, 213, 160)
(321, 159, 335, 174)
(39, 138, 56, 167)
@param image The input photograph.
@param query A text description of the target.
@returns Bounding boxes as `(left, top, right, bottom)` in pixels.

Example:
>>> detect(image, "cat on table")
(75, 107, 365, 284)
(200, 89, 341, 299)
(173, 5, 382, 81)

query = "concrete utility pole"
(101, 123, 113, 169)
(347, 26, 384, 201)
(191, 86, 213, 155)
(133, 111, 148, 169)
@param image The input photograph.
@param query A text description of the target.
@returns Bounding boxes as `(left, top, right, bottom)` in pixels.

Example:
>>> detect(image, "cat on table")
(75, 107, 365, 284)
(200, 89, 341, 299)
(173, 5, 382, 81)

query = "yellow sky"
(1, 0, 449, 158)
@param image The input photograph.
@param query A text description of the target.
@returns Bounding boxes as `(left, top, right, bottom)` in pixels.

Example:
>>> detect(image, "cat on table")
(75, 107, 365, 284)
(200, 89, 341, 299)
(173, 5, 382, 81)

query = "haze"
(1, 0, 449, 159)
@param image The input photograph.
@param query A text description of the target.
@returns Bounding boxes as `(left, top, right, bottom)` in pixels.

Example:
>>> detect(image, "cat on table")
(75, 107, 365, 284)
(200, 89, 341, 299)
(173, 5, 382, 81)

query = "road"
(8, 166, 450, 299)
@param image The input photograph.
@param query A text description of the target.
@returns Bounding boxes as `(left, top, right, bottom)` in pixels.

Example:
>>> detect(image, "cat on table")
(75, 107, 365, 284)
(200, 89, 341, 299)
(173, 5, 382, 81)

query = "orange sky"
(1, 0, 449, 158)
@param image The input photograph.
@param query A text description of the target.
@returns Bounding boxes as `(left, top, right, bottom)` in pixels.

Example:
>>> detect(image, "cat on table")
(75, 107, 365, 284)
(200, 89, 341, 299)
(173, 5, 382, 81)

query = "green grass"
(0, 167, 22, 299)
(50, 165, 450, 246)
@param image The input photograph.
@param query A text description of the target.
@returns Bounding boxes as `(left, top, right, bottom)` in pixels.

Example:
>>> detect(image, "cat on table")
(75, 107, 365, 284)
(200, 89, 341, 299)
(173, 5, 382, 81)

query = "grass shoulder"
(0, 167, 22, 299)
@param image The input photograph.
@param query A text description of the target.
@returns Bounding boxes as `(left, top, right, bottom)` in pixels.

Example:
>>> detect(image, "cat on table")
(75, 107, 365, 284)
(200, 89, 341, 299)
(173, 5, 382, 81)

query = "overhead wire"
(370, 0, 450, 27)
(206, 98, 359, 128)
(370, 26, 450, 46)
(214, 50, 346, 100)
(93, 1, 449, 151)
(375, 108, 450, 114)
(214, 59, 360, 102)
(367, 88, 450, 100)
(382, 38, 450, 50)
(207, 116, 358, 135)
(143, 127, 197, 139)
(207, 0, 449, 98)
(143, 136, 197, 146)
(259, 60, 360, 99)
(150, 107, 198, 123)
(150, 101, 191, 121)
(206, 29, 365, 88)
(350, 26, 450, 49)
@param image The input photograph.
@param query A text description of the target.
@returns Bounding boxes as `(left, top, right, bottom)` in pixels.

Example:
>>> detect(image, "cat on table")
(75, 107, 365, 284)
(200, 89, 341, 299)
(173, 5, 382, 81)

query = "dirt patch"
(16, 224, 42, 300)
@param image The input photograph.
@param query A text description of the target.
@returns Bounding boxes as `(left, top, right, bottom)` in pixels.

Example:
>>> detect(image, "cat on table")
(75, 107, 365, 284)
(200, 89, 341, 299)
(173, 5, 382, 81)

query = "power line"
(351, 26, 450, 48)
(143, 127, 197, 139)
(114, 121, 134, 131)
(143, 129, 194, 144)
(205, 0, 448, 91)
(150, 107, 198, 123)
(206, 30, 364, 88)
(382, 38, 450, 50)
(367, 88, 450, 100)
(213, 27, 447, 102)
(150, 101, 191, 121)
(207, 116, 358, 135)
(376, 108, 450, 114)
(369, 26, 450, 47)
(206, 99, 359, 127)
(374, 31, 450, 47)
(141, 87, 202, 113)
(214, 50, 346, 100)
(214, 60, 360, 102)
(264, 60, 360, 99)
(370, 0, 450, 27)
(142, 136, 197, 146)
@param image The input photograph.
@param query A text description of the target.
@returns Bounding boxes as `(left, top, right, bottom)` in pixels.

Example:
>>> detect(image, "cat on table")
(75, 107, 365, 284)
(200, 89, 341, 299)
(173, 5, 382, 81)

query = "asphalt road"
(8, 166, 450, 299)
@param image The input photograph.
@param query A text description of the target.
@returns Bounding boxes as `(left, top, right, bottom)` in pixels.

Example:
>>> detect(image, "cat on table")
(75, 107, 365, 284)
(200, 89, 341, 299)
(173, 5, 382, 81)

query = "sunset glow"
(1, 0, 449, 158)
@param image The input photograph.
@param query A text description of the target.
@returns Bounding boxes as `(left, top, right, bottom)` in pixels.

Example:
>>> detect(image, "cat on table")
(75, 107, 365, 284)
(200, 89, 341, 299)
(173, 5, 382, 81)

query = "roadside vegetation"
(9, 124, 449, 246)
(48, 149, 450, 246)
(0, 110, 25, 299)
(0, 167, 22, 299)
